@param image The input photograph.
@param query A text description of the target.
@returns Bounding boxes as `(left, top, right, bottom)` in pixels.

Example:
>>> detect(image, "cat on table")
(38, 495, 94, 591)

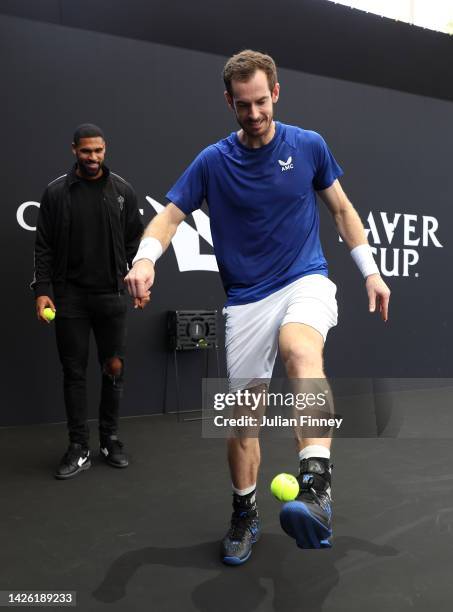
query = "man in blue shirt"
(126, 50, 390, 565)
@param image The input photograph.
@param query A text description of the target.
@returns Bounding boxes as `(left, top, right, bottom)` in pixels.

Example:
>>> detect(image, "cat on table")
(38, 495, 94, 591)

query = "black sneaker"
(221, 491, 261, 565)
(55, 443, 91, 480)
(280, 458, 333, 549)
(99, 435, 129, 468)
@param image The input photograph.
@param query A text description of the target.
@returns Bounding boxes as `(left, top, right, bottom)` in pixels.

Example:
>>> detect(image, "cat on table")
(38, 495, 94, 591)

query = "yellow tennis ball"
(43, 307, 56, 322)
(270, 473, 299, 502)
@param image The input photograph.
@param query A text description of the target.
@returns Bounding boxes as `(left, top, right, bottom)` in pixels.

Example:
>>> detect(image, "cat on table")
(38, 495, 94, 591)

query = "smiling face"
(72, 136, 106, 179)
(225, 69, 280, 147)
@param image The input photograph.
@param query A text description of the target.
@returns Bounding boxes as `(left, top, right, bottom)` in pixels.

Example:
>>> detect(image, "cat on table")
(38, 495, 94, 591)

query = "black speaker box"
(167, 310, 218, 351)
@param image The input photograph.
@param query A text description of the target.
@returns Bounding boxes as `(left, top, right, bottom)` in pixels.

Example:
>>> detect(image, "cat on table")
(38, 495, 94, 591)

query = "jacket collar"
(67, 163, 110, 187)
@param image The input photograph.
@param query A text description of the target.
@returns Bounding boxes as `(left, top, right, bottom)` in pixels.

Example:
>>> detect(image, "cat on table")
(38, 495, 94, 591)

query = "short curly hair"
(73, 123, 105, 145)
(223, 50, 278, 96)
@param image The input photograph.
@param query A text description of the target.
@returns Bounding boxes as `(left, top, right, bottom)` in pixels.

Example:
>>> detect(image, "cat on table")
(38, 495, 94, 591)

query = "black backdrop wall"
(2, 0, 453, 102)
(2, 11, 452, 426)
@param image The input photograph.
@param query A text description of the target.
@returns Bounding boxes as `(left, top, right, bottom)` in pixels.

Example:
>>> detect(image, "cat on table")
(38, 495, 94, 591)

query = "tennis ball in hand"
(270, 473, 299, 502)
(43, 307, 56, 322)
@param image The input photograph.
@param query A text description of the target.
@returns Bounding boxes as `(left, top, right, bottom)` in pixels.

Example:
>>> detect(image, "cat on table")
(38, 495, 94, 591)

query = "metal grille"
(167, 310, 218, 351)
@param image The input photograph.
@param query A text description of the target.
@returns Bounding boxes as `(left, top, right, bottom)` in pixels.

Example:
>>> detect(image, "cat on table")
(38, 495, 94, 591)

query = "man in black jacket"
(32, 123, 146, 479)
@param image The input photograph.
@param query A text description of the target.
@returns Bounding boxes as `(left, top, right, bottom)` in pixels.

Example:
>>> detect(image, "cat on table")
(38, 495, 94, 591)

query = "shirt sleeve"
(166, 151, 207, 214)
(31, 187, 54, 297)
(311, 132, 344, 191)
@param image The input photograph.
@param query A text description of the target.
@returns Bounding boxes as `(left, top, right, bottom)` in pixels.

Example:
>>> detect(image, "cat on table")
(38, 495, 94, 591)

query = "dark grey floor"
(2, 415, 453, 611)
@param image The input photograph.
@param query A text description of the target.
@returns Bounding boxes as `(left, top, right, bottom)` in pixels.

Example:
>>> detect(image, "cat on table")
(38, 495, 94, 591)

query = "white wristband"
(132, 237, 163, 266)
(350, 244, 380, 278)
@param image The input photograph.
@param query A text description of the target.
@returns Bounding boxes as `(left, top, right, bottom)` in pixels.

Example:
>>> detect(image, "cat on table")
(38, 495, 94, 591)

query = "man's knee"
(103, 356, 123, 377)
(282, 342, 323, 375)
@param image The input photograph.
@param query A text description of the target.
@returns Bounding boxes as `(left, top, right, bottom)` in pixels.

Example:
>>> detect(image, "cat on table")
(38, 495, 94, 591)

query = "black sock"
(233, 489, 258, 515)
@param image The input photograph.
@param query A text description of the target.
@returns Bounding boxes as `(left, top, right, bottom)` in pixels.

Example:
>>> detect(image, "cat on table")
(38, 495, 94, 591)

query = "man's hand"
(133, 293, 151, 310)
(125, 259, 155, 307)
(366, 274, 391, 322)
(36, 295, 56, 323)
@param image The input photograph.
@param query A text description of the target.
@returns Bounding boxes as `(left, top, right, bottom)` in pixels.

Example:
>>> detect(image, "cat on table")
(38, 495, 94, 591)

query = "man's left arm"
(318, 179, 391, 322)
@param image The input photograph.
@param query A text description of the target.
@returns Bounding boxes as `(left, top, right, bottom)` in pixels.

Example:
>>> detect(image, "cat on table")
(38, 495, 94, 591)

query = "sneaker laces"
(298, 474, 327, 507)
(301, 487, 323, 506)
(228, 510, 254, 541)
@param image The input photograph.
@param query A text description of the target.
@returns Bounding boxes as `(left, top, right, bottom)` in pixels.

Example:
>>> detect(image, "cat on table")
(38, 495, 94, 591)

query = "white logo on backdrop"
(340, 211, 443, 277)
(17, 200, 442, 277)
(145, 196, 218, 272)
(17, 201, 40, 231)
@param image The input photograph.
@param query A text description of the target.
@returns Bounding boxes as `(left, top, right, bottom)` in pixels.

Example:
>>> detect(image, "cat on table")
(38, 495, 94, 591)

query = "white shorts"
(223, 274, 338, 389)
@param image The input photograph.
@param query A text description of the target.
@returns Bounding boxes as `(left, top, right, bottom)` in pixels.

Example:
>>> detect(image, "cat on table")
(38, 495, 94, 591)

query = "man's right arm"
(124, 203, 186, 303)
(32, 188, 57, 322)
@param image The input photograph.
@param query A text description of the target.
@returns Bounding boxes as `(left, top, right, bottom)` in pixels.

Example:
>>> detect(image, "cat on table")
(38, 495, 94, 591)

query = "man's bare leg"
(278, 323, 333, 549)
(227, 437, 260, 491)
(279, 322, 331, 453)
(221, 384, 266, 565)
(226, 382, 267, 490)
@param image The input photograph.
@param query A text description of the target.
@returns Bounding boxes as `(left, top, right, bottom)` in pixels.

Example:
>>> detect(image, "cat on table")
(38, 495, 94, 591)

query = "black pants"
(54, 287, 127, 447)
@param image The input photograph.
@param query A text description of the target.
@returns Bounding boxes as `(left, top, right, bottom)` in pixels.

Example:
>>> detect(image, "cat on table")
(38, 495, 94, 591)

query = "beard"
(237, 113, 273, 139)
(77, 159, 102, 178)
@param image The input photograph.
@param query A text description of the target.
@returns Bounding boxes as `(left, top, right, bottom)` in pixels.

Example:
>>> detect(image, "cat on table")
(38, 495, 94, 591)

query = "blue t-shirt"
(166, 122, 343, 305)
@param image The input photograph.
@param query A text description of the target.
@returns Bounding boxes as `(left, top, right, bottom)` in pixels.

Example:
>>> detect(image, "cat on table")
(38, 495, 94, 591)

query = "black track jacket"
(31, 164, 143, 297)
